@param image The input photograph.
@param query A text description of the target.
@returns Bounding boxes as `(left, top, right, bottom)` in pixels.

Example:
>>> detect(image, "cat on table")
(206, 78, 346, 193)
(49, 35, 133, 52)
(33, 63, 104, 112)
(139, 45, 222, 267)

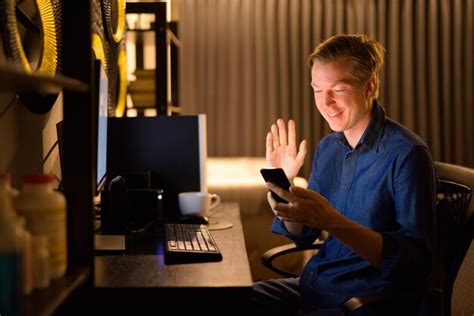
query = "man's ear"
(366, 75, 376, 98)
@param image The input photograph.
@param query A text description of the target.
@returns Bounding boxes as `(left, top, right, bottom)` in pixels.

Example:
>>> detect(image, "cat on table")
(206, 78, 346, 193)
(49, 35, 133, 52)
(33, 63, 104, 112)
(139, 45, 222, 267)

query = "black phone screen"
(260, 168, 292, 203)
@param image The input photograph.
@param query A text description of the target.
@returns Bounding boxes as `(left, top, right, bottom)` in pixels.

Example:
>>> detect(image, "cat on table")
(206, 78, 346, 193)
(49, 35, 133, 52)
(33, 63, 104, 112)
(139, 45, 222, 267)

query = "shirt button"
(342, 185, 348, 191)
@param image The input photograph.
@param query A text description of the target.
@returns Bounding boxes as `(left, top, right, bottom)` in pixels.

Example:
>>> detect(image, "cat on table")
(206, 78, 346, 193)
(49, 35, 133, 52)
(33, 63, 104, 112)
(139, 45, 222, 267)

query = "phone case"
(260, 168, 291, 203)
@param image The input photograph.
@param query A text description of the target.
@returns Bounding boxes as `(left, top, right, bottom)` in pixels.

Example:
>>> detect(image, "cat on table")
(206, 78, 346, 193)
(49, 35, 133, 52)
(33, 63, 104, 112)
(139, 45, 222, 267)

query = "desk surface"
(95, 202, 253, 289)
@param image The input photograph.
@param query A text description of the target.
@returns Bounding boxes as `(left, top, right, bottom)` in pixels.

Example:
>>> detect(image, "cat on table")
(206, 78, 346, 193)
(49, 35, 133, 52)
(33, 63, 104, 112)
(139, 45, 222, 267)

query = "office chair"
(261, 163, 473, 316)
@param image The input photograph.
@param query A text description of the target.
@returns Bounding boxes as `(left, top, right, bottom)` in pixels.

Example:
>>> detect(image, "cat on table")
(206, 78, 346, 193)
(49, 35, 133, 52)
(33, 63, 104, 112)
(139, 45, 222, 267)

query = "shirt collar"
(358, 100, 385, 151)
(334, 100, 386, 151)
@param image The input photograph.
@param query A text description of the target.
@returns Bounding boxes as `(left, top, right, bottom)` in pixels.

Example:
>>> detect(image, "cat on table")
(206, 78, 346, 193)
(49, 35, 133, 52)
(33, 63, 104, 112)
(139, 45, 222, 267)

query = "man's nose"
(321, 91, 335, 107)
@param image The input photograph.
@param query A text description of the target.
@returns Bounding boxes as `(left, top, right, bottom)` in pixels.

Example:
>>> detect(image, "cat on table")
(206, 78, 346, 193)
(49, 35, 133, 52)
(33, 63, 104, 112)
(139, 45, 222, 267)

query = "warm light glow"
(207, 157, 265, 186)
(144, 108, 157, 117)
(293, 177, 308, 188)
(126, 94, 134, 108)
(207, 157, 308, 188)
(126, 108, 137, 117)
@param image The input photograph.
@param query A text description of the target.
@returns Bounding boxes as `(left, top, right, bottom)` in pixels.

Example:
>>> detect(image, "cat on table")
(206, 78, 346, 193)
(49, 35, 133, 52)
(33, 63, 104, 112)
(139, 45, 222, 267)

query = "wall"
(0, 82, 62, 189)
(180, 0, 474, 176)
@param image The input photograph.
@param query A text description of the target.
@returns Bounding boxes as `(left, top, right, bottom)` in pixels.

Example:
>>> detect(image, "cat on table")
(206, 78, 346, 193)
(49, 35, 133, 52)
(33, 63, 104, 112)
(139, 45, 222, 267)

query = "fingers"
(268, 181, 322, 204)
(290, 185, 323, 201)
(288, 119, 296, 148)
(297, 139, 307, 162)
(268, 119, 302, 162)
(277, 119, 287, 146)
(271, 124, 279, 149)
(267, 182, 293, 203)
(273, 204, 300, 222)
(267, 191, 277, 210)
(266, 132, 273, 159)
(268, 119, 290, 147)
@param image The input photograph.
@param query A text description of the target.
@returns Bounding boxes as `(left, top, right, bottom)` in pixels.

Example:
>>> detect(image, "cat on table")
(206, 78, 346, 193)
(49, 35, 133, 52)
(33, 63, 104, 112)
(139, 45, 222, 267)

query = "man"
(252, 34, 437, 315)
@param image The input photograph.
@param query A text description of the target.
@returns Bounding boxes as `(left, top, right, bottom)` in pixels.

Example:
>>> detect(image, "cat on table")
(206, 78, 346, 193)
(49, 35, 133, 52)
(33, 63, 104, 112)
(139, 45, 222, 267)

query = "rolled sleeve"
(380, 233, 432, 286)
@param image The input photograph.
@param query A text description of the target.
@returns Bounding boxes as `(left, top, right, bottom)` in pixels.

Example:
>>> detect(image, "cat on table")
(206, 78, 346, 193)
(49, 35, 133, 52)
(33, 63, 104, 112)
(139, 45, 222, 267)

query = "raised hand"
(266, 119, 307, 180)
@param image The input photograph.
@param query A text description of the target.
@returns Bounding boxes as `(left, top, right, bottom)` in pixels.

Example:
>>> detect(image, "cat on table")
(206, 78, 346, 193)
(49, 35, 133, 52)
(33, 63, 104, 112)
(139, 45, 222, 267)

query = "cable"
(128, 218, 160, 234)
(42, 140, 59, 166)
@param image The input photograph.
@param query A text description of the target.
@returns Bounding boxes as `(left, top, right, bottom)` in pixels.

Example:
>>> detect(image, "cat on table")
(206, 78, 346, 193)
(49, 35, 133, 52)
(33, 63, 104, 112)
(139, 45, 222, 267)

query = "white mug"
(178, 192, 221, 217)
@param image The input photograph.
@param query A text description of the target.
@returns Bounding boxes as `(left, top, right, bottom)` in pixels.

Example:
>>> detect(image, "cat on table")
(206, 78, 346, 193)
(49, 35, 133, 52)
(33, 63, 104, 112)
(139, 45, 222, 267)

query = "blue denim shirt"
(272, 101, 437, 309)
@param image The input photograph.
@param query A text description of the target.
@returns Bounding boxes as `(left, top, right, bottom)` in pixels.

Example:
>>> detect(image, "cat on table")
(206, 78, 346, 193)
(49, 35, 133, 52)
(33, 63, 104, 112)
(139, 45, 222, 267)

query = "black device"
(260, 168, 292, 204)
(164, 223, 222, 264)
(100, 175, 164, 234)
(107, 115, 207, 218)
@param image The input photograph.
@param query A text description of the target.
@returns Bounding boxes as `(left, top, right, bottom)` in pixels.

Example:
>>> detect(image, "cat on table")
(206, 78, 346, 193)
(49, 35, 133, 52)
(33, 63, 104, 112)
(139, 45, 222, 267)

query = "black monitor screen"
(95, 61, 109, 193)
(107, 115, 207, 218)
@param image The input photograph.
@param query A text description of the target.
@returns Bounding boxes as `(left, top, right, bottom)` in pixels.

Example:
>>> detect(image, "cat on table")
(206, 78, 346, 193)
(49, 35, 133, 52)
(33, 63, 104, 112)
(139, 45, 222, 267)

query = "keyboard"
(164, 223, 223, 264)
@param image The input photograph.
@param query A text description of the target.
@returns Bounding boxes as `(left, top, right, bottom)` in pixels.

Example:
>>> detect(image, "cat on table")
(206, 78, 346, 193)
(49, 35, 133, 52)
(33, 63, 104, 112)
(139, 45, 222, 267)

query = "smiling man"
(252, 34, 437, 316)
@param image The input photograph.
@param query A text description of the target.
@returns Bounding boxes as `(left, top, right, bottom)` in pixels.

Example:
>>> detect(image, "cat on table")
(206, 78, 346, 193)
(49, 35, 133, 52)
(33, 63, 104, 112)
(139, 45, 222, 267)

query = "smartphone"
(260, 168, 292, 204)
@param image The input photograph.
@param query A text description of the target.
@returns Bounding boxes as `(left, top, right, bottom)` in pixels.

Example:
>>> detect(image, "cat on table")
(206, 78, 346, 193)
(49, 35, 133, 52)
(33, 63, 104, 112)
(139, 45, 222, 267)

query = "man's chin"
(327, 123, 343, 132)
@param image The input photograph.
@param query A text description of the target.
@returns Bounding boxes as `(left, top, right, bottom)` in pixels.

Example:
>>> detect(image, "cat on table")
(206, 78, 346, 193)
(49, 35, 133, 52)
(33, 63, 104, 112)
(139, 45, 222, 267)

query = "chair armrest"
(261, 240, 324, 278)
(342, 289, 391, 312)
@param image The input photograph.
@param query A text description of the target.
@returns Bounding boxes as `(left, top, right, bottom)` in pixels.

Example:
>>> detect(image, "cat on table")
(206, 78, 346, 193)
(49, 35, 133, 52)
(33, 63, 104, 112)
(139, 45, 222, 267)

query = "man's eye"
(334, 89, 346, 93)
(314, 90, 322, 93)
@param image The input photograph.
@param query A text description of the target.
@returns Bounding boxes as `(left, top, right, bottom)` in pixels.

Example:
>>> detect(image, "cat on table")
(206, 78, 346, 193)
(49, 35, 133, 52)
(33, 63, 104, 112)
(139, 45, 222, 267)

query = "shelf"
(23, 266, 91, 316)
(0, 64, 88, 94)
(126, 1, 168, 115)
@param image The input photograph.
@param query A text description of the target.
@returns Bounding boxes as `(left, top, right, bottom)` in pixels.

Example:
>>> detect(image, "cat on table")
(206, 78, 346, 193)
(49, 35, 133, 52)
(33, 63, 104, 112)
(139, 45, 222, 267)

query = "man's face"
(311, 57, 372, 136)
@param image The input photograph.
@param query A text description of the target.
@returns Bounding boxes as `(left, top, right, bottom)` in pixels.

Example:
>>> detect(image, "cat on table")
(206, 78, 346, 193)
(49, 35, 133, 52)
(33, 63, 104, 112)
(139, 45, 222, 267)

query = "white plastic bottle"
(14, 174, 67, 280)
(32, 234, 50, 289)
(0, 173, 22, 316)
(17, 216, 33, 295)
(0, 173, 34, 295)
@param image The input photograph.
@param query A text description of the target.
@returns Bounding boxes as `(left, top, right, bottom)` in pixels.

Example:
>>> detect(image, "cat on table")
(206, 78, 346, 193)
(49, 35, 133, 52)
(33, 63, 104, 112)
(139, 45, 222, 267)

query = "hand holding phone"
(260, 168, 292, 203)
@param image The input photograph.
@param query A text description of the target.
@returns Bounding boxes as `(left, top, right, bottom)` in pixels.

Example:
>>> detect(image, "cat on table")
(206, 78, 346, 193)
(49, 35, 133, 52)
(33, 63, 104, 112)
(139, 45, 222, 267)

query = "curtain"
(179, 0, 474, 177)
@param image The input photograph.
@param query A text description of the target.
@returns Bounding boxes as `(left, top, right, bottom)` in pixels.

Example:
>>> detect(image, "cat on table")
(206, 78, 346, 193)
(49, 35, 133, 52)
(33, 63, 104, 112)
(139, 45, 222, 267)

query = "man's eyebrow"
(310, 78, 356, 88)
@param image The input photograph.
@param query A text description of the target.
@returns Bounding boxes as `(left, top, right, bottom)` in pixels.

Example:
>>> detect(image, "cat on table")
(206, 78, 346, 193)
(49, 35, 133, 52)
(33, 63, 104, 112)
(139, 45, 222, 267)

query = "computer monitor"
(107, 115, 208, 218)
(55, 62, 108, 195)
(94, 60, 109, 194)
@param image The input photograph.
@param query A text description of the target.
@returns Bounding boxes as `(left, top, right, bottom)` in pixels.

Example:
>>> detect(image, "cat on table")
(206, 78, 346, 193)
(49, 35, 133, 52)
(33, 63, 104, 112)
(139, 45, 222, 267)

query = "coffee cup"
(178, 192, 221, 217)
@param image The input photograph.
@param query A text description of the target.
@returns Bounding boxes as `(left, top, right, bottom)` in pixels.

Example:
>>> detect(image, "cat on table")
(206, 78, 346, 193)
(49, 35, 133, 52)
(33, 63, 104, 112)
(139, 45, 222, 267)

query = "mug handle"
(209, 193, 221, 211)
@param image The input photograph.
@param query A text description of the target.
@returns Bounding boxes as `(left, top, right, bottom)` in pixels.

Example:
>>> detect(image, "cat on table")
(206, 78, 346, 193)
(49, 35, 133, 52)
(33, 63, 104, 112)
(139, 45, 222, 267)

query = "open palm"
(266, 119, 307, 180)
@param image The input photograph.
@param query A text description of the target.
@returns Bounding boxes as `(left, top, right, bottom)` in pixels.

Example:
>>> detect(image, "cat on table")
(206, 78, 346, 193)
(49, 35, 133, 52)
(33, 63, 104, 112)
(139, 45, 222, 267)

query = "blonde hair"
(307, 34, 385, 98)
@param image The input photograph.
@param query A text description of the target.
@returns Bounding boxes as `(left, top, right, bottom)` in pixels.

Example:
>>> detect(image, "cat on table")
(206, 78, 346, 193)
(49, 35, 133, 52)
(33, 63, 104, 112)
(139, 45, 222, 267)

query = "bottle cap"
(22, 174, 55, 184)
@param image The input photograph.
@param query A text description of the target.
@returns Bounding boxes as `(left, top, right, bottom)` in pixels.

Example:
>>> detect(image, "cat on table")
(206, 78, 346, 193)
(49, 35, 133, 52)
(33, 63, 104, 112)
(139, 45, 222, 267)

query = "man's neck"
(344, 100, 374, 149)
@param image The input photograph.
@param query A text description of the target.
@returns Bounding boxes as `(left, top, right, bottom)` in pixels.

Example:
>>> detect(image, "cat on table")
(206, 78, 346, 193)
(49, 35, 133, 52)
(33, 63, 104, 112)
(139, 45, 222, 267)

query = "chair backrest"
(434, 161, 474, 315)
(435, 179, 473, 316)
(435, 162, 474, 220)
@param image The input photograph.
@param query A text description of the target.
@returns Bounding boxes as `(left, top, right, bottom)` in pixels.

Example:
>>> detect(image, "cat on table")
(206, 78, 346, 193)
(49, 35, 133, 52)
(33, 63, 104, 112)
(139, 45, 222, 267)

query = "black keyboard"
(164, 223, 223, 264)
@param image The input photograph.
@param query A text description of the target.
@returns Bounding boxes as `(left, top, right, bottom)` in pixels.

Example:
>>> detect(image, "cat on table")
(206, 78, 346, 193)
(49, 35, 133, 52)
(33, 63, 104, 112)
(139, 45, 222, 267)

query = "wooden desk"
(94, 203, 253, 311)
